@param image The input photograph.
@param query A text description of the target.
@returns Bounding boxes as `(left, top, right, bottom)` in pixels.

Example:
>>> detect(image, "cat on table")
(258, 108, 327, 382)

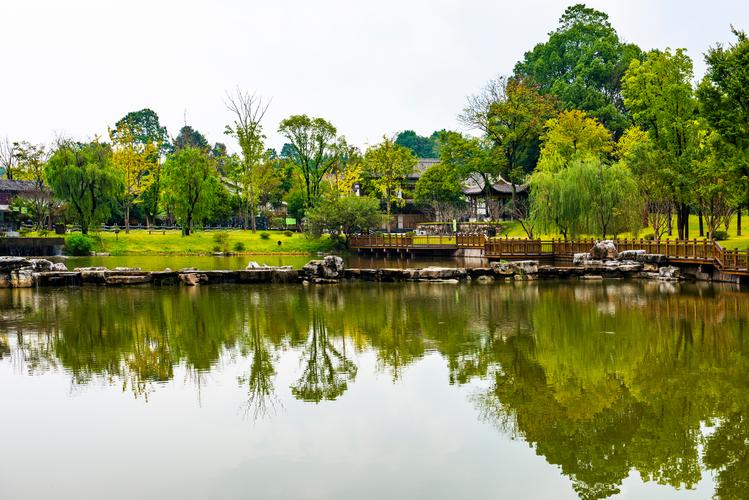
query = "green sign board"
(285, 217, 297, 226)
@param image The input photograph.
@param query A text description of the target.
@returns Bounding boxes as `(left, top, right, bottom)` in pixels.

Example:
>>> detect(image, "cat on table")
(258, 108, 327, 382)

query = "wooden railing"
(349, 234, 749, 273)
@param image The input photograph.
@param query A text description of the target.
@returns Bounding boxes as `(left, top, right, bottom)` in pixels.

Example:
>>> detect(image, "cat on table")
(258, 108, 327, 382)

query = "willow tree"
(363, 137, 417, 234)
(45, 141, 123, 234)
(530, 111, 641, 238)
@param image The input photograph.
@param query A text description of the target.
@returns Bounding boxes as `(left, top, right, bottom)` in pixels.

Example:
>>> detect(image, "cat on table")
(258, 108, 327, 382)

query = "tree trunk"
(667, 205, 673, 236)
(386, 200, 391, 235)
(738, 208, 742, 237)
(125, 204, 131, 234)
(698, 210, 704, 237)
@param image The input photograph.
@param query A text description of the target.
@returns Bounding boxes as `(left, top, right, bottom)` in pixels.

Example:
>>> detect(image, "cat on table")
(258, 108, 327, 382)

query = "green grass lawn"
(499, 214, 749, 250)
(46, 230, 335, 256)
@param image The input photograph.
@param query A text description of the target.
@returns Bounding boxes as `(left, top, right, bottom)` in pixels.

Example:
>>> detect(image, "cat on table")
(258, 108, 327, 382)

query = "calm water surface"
(56, 254, 488, 270)
(1, 281, 747, 499)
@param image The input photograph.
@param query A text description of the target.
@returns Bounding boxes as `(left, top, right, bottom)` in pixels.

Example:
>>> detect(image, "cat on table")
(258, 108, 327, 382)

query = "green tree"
(622, 48, 699, 239)
(530, 157, 642, 238)
(13, 141, 56, 230)
(173, 125, 209, 151)
(278, 114, 338, 207)
(414, 162, 466, 222)
(45, 141, 123, 234)
(460, 76, 557, 228)
(363, 136, 417, 233)
(698, 28, 749, 235)
(616, 127, 672, 239)
(305, 195, 385, 245)
(693, 127, 741, 239)
(110, 108, 170, 153)
(537, 110, 614, 172)
(161, 147, 219, 235)
(225, 89, 271, 232)
(514, 4, 643, 136)
(109, 123, 158, 233)
(394, 130, 440, 158)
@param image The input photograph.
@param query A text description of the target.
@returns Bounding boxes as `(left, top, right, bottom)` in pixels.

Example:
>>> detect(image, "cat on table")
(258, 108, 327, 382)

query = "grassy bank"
(500, 214, 749, 250)
(54, 230, 335, 256)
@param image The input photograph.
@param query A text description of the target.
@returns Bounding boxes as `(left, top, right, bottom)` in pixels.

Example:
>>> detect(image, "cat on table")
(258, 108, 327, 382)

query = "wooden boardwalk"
(348, 235, 749, 275)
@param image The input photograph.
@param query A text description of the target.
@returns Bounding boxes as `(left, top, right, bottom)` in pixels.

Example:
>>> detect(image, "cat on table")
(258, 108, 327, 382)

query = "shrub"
(712, 230, 729, 241)
(259, 232, 271, 240)
(212, 231, 230, 250)
(65, 234, 94, 256)
(643, 233, 655, 240)
(212, 245, 222, 253)
(284, 230, 294, 237)
(404, 231, 416, 237)
(233, 241, 246, 252)
(271, 217, 285, 229)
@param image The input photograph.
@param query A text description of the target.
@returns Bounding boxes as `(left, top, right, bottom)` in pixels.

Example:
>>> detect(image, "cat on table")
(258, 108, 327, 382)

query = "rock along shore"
(0, 252, 689, 289)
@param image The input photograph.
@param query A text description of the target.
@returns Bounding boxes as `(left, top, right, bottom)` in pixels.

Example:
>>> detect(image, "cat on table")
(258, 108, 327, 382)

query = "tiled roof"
(0, 179, 38, 192)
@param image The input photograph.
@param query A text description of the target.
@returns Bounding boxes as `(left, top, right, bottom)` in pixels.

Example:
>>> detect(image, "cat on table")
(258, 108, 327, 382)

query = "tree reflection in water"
(2, 281, 749, 497)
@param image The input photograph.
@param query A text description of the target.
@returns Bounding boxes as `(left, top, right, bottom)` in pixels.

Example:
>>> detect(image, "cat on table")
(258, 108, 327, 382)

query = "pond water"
(1, 281, 747, 499)
(55, 254, 489, 270)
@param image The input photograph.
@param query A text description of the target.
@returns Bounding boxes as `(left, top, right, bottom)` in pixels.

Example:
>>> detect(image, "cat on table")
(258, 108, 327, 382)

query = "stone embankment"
(0, 243, 693, 288)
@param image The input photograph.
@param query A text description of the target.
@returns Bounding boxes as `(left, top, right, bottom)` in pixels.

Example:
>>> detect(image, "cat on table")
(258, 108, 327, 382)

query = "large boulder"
(617, 250, 645, 261)
(590, 240, 618, 260)
(572, 253, 591, 265)
(491, 260, 539, 276)
(658, 266, 681, 280)
(418, 266, 467, 280)
(302, 255, 345, 280)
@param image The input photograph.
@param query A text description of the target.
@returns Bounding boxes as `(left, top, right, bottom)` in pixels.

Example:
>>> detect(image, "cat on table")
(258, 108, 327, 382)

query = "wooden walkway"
(348, 235, 749, 275)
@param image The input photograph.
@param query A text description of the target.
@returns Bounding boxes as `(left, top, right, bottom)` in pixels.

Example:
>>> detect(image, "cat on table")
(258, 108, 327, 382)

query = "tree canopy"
(45, 141, 123, 234)
(514, 4, 643, 136)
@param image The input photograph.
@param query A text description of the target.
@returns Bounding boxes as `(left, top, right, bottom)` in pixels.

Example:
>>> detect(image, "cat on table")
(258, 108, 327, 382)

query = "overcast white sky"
(2, 0, 748, 153)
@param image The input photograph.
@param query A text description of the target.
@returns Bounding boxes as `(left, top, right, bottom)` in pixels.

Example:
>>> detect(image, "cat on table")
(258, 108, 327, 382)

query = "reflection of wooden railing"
(348, 235, 749, 273)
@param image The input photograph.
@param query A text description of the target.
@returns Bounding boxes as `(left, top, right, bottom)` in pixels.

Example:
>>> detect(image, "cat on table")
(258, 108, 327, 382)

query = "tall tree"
(13, 141, 56, 230)
(622, 48, 699, 239)
(514, 4, 643, 136)
(45, 141, 123, 234)
(278, 115, 338, 207)
(616, 127, 671, 239)
(161, 147, 219, 235)
(460, 76, 556, 228)
(363, 137, 417, 233)
(698, 28, 749, 235)
(111, 110, 170, 227)
(109, 124, 157, 232)
(225, 89, 270, 232)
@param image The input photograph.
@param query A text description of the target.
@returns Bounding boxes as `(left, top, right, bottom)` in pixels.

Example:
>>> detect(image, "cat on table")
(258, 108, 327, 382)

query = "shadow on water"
(2, 281, 749, 498)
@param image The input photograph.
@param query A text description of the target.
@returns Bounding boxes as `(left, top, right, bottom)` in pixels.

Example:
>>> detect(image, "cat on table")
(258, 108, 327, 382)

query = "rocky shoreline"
(0, 248, 689, 289)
